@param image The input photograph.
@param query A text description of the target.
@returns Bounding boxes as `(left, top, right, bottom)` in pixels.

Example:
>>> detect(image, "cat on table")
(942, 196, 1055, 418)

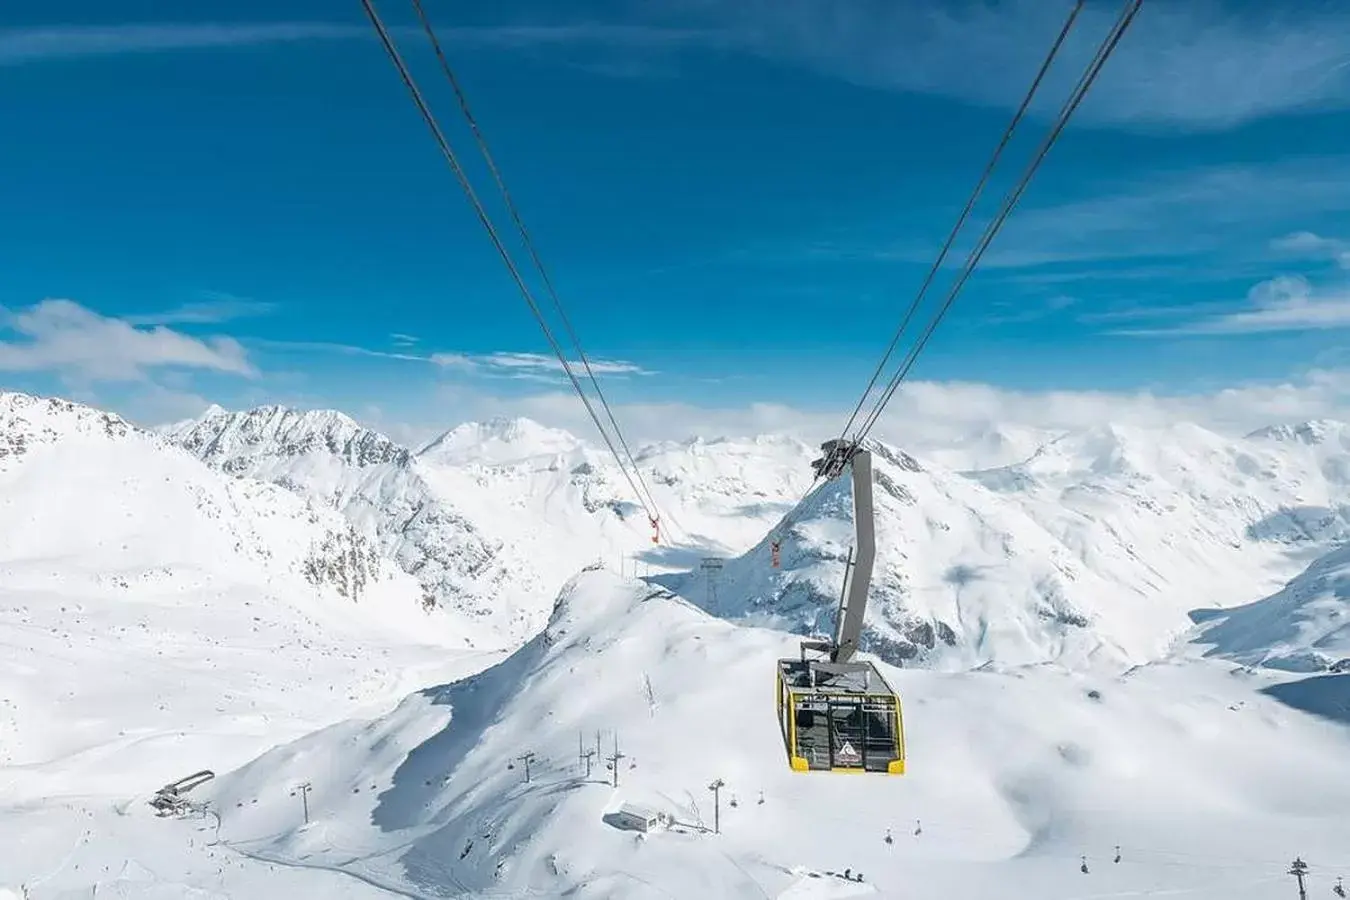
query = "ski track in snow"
(1, 391, 1348, 898)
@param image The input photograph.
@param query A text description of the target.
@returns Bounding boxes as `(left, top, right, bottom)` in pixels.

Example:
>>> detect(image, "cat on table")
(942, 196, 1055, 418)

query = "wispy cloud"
(1075, 300, 1239, 325)
(636, 0, 1350, 131)
(384, 2, 1350, 131)
(442, 24, 717, 50)
(250, 338, 426, 363)
(124, 294, 275, 326)
(983, 160, 1350, 270)
(1271, 231, 1350, 270)
(0, 299, 256, 381)
(787, 159, 1350, 276)
(254, 339, 652, 380)
(390, 333, 420, 346)
(0, 21, 710, 69)
(396, 366, 1350, 463)
(736, 162, 1350, 338)
(432, 350, 653, 379)
(1112, 275, 1350, 337)
(0, 23, 368, 66)
(17, 5, 1350, 132)
(982, 294, 1078, 325)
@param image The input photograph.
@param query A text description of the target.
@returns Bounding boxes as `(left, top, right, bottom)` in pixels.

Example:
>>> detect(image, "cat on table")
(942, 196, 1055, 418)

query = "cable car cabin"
(776, 657, 905, 775)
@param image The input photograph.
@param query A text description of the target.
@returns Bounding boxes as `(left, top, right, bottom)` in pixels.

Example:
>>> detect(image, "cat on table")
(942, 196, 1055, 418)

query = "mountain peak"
(168, 403, 408, 469)
(1246, 419, 1350, 447)
(417, 416, 582, 466)
(1, 391, 139, 458)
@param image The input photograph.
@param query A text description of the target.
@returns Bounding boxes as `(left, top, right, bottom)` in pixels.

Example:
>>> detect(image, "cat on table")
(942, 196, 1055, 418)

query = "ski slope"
(9, 570, 1344, 898)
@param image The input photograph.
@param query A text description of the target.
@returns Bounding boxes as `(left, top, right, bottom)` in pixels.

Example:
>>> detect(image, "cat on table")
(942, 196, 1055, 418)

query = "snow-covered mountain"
(666, 423, 1350, 670)
(1195, 540, 1350, 673)
(166, 406, 818, 648)
(0, 391, 495, 785)
(165, 402, 1350, 671)
(168, 406, 576, 647)
(6, 393, 1350, 898)
(670, 442, 1156, 670)
(0, 393, 414, 614)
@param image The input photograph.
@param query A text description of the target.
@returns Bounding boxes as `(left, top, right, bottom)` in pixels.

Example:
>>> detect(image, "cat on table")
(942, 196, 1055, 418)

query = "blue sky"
(4, 0, 1350, 443)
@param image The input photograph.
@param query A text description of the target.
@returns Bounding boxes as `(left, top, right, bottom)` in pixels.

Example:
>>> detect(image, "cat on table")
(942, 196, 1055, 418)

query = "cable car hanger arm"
(801, 439, 875, 666)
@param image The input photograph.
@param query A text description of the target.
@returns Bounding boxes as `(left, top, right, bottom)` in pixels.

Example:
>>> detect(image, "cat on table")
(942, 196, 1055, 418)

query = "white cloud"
(431, 350, 652, 378)
(1113, 275, 1350, 336)
(14, 7, 1350, 132)
(249, 338, 652, 381)
(442, 24, 718, 50)
(118, 361, 1350, 473)
(0, 23, 366, 65)
(1271, 231, 1350, 270)
(638, 0, 1350, 131)
(345, 1, 1350, 132)
(251, 338, 427, 364)
(787, 160, 1350, 276)
(124, 295, 275, 326)
(398, 367, 1350, 460)
(0, 299, 257, 381)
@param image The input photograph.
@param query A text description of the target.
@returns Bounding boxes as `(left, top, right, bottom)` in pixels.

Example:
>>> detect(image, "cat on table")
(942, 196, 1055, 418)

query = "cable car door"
(828, 701, 866, 770)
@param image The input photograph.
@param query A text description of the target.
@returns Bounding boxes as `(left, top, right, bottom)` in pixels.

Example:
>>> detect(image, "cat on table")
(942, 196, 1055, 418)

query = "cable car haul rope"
(358, 0, 1144, 773)
(359, 0, 668, 544)
(769, 0, 1141, 569)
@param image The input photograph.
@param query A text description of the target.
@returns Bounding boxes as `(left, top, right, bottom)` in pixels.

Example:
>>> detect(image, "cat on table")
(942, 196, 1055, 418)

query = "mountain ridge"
(157, 396, 1350, 671)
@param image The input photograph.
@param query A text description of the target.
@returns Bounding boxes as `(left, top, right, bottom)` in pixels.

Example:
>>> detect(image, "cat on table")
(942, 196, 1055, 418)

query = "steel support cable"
(776, 1, 1090, 562)
(835, 0, 1086, 446)
(406, 0, 666, 529)
(852, 0, 1142, 445)
(358, 0, 660, 528)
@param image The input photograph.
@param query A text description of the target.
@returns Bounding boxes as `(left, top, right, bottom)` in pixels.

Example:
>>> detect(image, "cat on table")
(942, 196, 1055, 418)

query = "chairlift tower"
(291, 781, 312, 824)
(699, 557, 723, 608)
(707, 778, 725, 834)
(606, 740, 626, 788)
(1289, 857, 1309, 900)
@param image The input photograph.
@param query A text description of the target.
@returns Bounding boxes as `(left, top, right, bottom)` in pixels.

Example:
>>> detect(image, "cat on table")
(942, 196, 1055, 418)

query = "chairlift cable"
(407, 0, 667, 530)
(851, 0, 1143, 446)
(774, 0, 1104, 559)
(835, 0, 1086, 446)
(357, 0, 662, 533)
(770, 0, 1140, 564)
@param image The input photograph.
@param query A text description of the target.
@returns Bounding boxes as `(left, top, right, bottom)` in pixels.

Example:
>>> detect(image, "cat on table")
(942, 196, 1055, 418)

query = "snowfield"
(199, 571, 1350, 900)
(5, 571, 1348, 898)
(2, 390, 1349, 897)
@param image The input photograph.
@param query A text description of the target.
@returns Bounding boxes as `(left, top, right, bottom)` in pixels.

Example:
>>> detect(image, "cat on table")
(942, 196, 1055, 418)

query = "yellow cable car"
(774, 440, 906, 774)
(777, 656, 905, 774)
